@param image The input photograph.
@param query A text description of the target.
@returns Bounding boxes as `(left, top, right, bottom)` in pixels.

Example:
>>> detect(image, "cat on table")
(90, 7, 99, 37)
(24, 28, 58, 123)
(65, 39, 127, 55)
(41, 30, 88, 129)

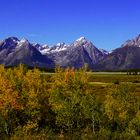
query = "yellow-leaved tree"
(104, 84, 139, 135)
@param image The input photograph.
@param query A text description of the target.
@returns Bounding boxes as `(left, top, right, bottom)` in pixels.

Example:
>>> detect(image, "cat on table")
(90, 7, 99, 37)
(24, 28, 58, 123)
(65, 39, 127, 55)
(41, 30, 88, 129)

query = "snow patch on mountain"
(76, 36, 86, 42)
(39, 43, 68, 54)
(99, 49, 109, 55)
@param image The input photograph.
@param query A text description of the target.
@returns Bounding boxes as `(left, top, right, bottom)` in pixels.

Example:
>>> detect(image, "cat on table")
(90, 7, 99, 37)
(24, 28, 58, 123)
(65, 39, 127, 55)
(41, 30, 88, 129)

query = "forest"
(0, 64, 140, 140)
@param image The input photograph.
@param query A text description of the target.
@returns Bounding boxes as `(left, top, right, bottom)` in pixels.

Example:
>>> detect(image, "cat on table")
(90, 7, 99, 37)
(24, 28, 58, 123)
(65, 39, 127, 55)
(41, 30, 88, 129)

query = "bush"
(114, 79, 120, 85)
(0, 64, 139, 139)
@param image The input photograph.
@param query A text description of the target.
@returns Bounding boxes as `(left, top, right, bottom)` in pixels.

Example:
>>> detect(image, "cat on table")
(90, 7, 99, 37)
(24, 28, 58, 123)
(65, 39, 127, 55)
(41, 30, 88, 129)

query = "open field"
(88, 72, 140, 83)
(44, 72, 140, 100)
(43, 71, 140, 83)
(87, 73, 140, 101)
(87, 72, 127, 75)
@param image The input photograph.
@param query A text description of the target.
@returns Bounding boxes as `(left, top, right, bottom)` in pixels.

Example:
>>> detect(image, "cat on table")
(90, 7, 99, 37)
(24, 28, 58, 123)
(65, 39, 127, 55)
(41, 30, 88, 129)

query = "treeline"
(95, 69, 140, 73)
(0, 65, 140, 139)
(5, 64, 55, 73)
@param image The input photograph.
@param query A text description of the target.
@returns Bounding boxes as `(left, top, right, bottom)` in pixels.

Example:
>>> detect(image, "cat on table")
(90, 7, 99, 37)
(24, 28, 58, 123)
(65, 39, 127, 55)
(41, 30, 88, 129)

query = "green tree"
(49, 66, 91, 137)
(81, 93, 102, 133)
(104, 84, 139, 138)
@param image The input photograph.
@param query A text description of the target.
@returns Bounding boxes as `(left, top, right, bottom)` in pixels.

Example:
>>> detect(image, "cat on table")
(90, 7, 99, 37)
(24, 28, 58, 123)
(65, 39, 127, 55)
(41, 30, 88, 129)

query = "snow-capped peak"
(56, 42, 67, 48)
(76, 36, 86, 42)
(17, 38, 29, 47)
(40, 48, 50, 54)
(20, 38, 28, 43)
(39, 42, 68, 54)
(42, 44, 49, 49)
(73, 36, 93, 48)
(122, 34, 140, 48)
(56, 43, 65, 46)
(32, 43, 42, 50)
(4, 37, 19, 44)
(37, 44, 50, 54)
(50, 43, 67, 52)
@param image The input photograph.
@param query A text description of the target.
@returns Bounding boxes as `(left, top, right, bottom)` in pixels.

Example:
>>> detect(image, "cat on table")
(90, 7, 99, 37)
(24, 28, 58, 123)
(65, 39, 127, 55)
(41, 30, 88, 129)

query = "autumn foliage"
(0, 64, 139, 139)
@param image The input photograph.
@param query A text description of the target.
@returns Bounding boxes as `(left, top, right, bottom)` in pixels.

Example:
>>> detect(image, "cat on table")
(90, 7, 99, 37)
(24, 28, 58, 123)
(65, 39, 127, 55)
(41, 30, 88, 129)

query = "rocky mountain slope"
(0, 37, 54, 68)
(39, 37, 108, 68)
(95, 34, 140, 71)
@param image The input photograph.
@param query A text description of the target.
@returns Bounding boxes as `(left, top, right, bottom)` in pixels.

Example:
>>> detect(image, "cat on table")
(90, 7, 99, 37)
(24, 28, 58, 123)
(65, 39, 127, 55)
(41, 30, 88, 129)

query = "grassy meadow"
(45, 71, 140, 100)
(88, 73, 140, 101)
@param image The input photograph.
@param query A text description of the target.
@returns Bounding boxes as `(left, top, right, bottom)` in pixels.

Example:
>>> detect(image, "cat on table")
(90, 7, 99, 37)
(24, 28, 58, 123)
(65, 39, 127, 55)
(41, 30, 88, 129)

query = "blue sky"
(0, 0, 140, 51)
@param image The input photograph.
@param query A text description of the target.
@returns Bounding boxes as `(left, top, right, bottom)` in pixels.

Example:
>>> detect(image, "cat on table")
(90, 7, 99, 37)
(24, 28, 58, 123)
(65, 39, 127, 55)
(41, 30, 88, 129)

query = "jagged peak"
(20, 38, 29, 43)
(16, 38, 30, 48)
(74, 36, 91, 45)
(4, 37, 19, 43)
(73, 36, 96, 49)
(76, 36, 86, 42)
(56, 42, 66, 46)
(122, 34, 140, 48)
(42, 44, 49, 49)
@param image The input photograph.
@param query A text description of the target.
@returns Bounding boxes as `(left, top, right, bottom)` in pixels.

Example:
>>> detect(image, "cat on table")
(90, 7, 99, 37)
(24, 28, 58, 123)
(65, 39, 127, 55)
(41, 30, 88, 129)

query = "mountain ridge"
(41, 37, 108, 68)
(0, 34, 140, 70)
(95, 34, 140, 71)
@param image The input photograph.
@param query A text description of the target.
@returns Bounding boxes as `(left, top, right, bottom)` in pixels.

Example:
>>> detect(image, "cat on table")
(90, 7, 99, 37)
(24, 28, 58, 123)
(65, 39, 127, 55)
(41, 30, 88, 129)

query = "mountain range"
(95, 34, 140, 71)
(0, 34, 140, 71)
